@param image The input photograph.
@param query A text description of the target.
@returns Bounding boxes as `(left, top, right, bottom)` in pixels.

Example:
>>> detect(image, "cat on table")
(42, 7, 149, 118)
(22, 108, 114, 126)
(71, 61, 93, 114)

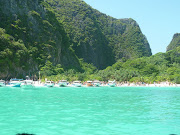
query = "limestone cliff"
(167, 33, 180, 51)
(46, 0, 152, 69)
(0, 0, 80, 78)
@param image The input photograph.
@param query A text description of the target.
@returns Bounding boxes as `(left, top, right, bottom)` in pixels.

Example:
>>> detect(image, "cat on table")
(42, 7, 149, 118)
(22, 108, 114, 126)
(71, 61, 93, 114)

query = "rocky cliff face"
(0, 0, 80, 78)
(167, 33, 180, 51)
(46, 0, 152, 69)
(0, 0, 153, 78)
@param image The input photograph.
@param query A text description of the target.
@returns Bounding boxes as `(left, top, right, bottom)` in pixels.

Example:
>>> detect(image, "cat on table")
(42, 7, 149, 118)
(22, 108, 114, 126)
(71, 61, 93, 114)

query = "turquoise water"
(0, 87, 180, 135)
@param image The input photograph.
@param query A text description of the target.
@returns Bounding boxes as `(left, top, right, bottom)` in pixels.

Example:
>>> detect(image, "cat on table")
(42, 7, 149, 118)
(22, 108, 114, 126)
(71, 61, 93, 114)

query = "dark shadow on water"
(16, 133, 35, 135)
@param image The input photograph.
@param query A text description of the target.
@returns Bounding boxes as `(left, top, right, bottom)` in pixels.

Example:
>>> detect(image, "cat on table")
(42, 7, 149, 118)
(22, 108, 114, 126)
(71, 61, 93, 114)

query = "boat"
(86, 81, 93, 87)
(21, 80, 34, 88)
(7, 79, 23, 87)
(72, 81, 82, 87)
(108, 80, 116, 87)
(0, 80, 5, 87)
(33, 81, 45, 88)
(45, 81, 54, 87)
(93, 80, 100, 87)
(58, 80, 68, 87)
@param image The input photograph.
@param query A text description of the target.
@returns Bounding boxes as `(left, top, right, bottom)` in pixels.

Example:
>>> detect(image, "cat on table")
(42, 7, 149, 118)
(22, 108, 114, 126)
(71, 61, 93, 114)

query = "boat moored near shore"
(108, 80, 116, 87)
(21, 80, 34, 88)
(0, 80, 5, 87)
(93, 80, 100, 87)
(6, 79, 23, 87)
(58, 80, 68, 87)
(45, 81, 54, 87)
(72, 81, 82, 87)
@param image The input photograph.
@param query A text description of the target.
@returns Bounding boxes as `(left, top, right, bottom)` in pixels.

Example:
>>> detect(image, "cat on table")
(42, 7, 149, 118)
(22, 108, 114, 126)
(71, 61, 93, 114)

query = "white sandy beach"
(32, 81, 180, 88)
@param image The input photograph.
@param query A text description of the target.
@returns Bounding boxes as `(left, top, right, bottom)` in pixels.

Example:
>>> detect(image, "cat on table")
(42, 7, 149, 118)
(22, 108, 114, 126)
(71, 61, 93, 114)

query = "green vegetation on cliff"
(167, 33, 180, 51)
(43, 47, 180, 83)
(0, 0, 81, 78)
(45, 0, 152, 69)
(0, 28, 29, 78)
(98, 47, 180, 83)
(0, 0, 153, 79)
(1, 0, 178, 83)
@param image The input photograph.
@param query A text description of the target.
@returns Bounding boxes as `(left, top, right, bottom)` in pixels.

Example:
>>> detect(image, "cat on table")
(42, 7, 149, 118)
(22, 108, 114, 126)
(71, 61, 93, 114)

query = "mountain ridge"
(167, 33, 180, 51)
(0, 0, 152, 78)
(45, 0, 152, 69)
(0, 0, 81, 78)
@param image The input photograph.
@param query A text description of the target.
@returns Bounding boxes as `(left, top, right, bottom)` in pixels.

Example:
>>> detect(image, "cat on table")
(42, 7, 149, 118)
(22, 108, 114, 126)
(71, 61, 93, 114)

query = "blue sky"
(83, 0, 180, 54)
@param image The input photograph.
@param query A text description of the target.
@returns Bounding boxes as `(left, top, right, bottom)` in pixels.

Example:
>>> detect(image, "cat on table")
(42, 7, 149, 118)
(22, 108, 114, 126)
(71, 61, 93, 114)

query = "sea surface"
(0, 87, 180, 135)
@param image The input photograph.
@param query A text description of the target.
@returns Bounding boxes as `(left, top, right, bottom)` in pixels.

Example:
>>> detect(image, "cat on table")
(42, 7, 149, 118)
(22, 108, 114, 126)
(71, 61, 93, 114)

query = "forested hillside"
(44, 47, 180, 84)
(45, 0, 152, 69)
(167, 33, 180, 51)
(96, 46, 180, 83)
(0, 0, 81, 79)
(4, 0, 178, 82)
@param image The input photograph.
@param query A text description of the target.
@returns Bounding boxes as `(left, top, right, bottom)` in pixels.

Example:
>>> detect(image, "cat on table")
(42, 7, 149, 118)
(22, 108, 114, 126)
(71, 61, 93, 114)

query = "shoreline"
(116, 83, 180, 87)
(1, 80, 180, 88)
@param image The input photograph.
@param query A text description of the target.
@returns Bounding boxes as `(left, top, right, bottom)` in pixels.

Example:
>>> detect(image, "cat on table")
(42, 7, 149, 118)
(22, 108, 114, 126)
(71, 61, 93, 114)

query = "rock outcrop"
(167, 33, 180, 51)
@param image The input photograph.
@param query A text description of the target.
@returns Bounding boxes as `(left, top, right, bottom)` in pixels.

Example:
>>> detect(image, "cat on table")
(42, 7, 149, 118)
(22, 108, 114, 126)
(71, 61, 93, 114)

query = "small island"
(0, 0, 180, 135)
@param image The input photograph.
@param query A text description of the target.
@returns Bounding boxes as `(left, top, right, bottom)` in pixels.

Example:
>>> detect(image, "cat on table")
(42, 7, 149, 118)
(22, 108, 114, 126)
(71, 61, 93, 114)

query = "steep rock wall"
(46, 0, 152, 69)
(0, 0, 80, 78)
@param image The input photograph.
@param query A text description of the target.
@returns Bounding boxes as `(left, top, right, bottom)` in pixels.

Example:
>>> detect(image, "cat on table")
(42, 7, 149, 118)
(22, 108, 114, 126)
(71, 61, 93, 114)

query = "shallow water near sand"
(0, 87, 180, 135)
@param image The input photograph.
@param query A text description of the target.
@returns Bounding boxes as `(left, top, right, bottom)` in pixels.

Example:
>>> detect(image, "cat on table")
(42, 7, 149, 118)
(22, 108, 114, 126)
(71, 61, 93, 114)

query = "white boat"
(0, 80, 5, 87)
(45, 81, 54, 87)
(7, 79, 23, 87)
(21, 80, 34, 88)
(93, 80, 100, 87)
(72, 81, 82, 87)
(108, 80, 116, 87)
(33, 82, 45, 88)
(58, 80, 68, 87)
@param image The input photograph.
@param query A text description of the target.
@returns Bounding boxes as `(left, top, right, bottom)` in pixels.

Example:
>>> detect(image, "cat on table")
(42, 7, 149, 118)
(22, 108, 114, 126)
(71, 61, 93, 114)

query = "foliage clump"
(0, 0, 81, 79)
(43, 47, 180, 84)
(167, 33, 180, 51)
(45, 0, 152, 69)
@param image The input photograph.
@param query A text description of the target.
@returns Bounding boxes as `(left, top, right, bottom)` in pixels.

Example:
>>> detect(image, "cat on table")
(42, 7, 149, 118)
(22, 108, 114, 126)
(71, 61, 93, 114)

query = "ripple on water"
(0, 87, 180, 135)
